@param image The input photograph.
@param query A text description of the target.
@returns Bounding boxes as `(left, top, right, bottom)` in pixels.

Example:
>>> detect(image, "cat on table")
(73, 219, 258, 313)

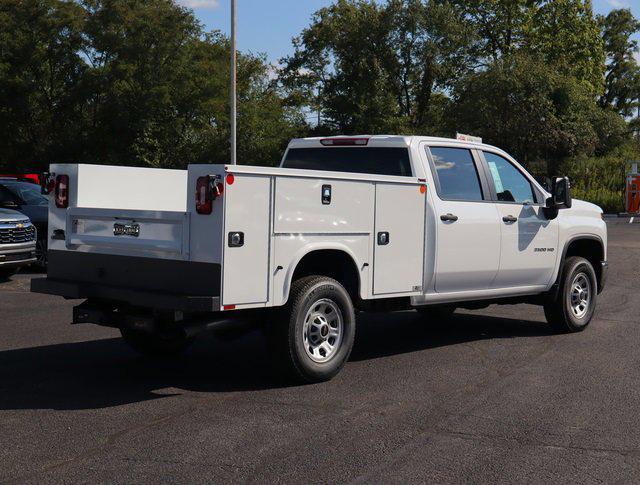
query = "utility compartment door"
(223, 175, 271, 306)
(373, 184, 425, 295)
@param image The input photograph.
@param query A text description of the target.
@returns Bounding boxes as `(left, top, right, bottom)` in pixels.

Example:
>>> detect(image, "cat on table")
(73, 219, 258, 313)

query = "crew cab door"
(425, 146, 501, 292)
(480, 151, 559, 288)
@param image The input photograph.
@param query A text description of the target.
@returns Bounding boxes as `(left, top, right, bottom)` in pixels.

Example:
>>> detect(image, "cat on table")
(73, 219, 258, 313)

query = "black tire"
(544, 256, 597, 333)
(416, 305, 456, 321)
(270, 276, 356, 383)
(120, 327, 194, 358)
(0, 267, 18, 279)
(35, 238, 48, 270)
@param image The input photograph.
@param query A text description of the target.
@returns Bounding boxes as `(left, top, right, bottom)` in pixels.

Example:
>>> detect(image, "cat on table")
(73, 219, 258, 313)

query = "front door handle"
(440, 213, 459, 222)
(503, 215, 518, 224)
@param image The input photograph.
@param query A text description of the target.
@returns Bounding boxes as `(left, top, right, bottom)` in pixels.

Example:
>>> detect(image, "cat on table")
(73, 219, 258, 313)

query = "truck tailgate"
(65, 208, 190, 259)
(39, 163, 221, 304)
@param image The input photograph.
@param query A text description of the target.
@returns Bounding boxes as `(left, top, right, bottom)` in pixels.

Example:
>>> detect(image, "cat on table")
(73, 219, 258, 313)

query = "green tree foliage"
(528, 0, 604, 93)
(0, 0, 86, 167)
(454, 54, 628, 166)
(599, 8, 640, 117)
(0, 0, 303, 170)
(280, 0, 475, 134)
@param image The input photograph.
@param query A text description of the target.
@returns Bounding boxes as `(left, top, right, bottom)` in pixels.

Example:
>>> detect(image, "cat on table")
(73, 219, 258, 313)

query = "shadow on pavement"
(0, 310, 553, 411)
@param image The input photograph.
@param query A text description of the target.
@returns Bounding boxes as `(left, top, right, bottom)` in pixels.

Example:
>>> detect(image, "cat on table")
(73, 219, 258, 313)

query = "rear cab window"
(427, 147, 484, 201)
(282, 147, 413, 177)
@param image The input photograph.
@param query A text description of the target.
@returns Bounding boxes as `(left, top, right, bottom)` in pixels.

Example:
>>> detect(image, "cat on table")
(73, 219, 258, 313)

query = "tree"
(528, 0, 604, 93)
(0, 0, 86, 169)
(453, 53, 626, 172)
(0, 0, 304, 170)
(599, 8, 640, 117)
(280, 0, 475, 134)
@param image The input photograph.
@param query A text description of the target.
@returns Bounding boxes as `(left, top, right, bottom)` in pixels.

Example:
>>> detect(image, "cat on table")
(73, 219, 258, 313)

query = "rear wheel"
(120, 327, 194, 358)
(544, 256, 597, 333)
(270, 276, 356, 383)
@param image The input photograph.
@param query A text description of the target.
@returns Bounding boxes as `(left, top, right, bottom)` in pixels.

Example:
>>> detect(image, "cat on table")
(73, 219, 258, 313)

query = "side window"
(0, 187, 15, 205)
(484, 152, 535, 204)
(429, 147, 484, 201)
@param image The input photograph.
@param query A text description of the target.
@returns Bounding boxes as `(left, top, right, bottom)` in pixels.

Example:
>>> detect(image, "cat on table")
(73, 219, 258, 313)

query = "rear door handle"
(503, 215, 518, 224)
(440, 213, 459, 222)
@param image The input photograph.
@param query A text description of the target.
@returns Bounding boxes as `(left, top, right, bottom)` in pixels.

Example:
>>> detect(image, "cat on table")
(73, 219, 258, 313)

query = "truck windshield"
(283, 147, 412, 177)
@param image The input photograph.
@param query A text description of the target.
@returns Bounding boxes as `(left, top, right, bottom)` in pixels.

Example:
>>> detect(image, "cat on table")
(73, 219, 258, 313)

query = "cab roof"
(287, 135, 502, 152)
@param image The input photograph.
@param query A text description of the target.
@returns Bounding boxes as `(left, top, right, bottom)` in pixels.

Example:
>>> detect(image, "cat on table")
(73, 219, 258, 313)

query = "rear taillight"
(196, 176, 213, 215)
(195, 176, 224, 215)
(55, 175, 69, 208)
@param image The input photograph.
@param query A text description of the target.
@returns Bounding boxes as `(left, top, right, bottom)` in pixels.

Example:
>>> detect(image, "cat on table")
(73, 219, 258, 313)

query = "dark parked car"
(0, 178, 48, 268)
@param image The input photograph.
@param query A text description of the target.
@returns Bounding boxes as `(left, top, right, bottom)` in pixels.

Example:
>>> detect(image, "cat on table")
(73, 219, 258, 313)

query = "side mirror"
(552, 176, 572, 209)
(543, 176, 572, 219)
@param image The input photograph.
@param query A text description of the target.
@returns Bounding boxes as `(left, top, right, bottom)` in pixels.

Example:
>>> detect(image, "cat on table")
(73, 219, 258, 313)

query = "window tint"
(0, 187, 16, 205)
(484, 152, 535, 204)
(2, 182, 47, 206)
(283, 147, 412, 177)
(429, 147, 483, 201)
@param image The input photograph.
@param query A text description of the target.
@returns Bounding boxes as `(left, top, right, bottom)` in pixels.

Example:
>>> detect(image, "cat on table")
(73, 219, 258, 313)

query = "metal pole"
(230, 0, 237, 165)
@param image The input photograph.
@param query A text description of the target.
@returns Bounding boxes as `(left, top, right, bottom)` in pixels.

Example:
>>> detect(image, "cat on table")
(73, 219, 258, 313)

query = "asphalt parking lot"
(1, 222, 639, 483)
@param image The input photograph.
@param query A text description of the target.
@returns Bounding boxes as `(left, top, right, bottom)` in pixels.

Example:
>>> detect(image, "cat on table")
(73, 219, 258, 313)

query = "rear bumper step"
(31, 277, 220, 312)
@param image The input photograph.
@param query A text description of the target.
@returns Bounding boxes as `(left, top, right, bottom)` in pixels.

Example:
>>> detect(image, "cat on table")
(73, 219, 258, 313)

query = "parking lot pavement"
(1, 223, 640, 483)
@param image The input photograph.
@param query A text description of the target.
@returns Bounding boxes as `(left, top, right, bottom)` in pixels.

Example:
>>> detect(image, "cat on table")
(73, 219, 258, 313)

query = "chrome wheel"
(303, 299, 343, 363)
(569, 273, 591, 319)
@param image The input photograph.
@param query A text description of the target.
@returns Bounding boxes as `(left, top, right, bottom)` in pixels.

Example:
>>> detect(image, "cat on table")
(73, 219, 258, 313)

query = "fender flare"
(550, 234, 605, 297)
(281, 242, 364, 305)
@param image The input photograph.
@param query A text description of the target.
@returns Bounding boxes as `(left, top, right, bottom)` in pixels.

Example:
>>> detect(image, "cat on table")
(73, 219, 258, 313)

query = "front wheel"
(544, 256, 597, 333)
(270, 276, 356, 383)
(35, 238, 48, 270)
(0, 267, 18, 279)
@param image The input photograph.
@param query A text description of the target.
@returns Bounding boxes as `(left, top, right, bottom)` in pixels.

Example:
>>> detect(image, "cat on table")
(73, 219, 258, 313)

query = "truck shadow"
(0, 310, 554, 411)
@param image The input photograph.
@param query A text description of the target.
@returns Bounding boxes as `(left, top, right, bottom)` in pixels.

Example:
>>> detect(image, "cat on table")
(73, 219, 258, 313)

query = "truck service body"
(32, 136, 608, 382)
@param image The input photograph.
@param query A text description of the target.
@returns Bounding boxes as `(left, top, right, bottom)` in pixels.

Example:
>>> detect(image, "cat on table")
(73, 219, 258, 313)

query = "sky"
(177, 0, 640, 64)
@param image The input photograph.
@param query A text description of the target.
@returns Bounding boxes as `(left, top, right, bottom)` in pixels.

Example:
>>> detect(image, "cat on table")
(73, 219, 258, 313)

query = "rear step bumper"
(31, 277, 220, 312)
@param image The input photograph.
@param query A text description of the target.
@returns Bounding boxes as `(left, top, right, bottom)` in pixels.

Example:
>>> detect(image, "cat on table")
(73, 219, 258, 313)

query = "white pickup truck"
(32, 135, 608, 382)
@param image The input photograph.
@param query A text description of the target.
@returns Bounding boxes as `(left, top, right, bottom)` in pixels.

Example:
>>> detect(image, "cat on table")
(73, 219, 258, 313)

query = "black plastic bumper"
(31, 277, 220, 313)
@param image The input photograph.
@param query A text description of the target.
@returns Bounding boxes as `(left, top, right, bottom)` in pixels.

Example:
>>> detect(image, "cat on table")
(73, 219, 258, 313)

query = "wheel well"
(291, 250, 360, 299)
(564, 238, 604, 289)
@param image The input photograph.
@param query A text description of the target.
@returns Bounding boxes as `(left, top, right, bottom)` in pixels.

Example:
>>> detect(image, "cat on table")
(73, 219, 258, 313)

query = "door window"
(429, 147, 484, 201)
(0, 187, 16, 205)
(484, 152, 535, 204)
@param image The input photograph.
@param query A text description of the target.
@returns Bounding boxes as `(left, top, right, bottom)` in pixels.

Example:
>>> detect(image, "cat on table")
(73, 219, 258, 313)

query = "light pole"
(230, 0, 237, 165)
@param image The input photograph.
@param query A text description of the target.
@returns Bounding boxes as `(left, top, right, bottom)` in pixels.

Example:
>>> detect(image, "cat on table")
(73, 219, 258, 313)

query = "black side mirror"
(543, 176, 572, 219)
(552, 176, 572, 209)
